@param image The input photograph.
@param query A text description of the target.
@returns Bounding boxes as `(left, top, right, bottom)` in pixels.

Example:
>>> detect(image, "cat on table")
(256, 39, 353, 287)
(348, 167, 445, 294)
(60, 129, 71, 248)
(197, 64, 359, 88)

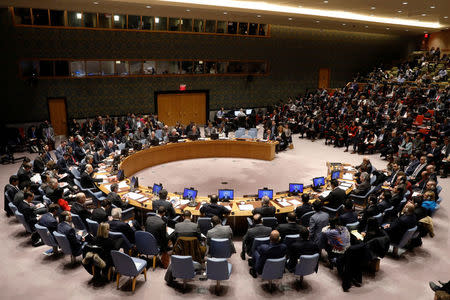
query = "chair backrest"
(171, 255, 195, 279)
(283, 234, 299, 247)
(370, 175, 377, 185)
(383, 206, 394, 220)
(146, 212, 157, 217)
(262, 217, 278, 229)
(436, 185, 442, 195)
(345, 221, 360, 231)
(206, 257, 231, 281)
(117, 143, 126, 151)
(14, 211, 33, 233)
(35, 224, 58, 247)
(53, 231, 73, 255)
(121, 207, 135, 221)
(71, 168, 81, 179)
(251, 236, 270, 255)
(301, 211, 315, 227)
(261, 257, 286, 280)
(111, 250, 138, 277)
(43, 195, 52, 206)
(294, 253, 319, 277)
(73, 178, 85, 191)
(109, 231, 133, 251)
(235, 130, 245, 138)
(135, 231, 160, 256)
(140, 139, 147, 145)
(373, 213, 383, 225)
(71, 213, 86, 231)
(8, 202, 18, 215)
(209, 238, 232, 258)
(155, 130, 163, 141)
(197, 217, 212, 235)
(397, 226, 417, 249)
(86, 218, 99, 236)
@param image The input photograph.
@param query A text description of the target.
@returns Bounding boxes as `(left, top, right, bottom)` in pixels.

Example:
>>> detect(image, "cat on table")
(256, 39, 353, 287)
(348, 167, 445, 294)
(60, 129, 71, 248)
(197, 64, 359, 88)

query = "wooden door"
(158, 93, 206, 126)
(47, 98, 67, 135)
(318, 68, 330, 89)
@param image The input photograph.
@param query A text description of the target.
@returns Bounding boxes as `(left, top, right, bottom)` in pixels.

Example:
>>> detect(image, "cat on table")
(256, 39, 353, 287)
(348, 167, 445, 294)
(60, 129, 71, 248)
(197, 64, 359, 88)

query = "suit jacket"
(339, 211, 358, 225)
(17, 168, 32, 190)
(286, 239, 320, 271)
(255, 242, 287, 274)
(276, 222, 305, 241)
(108, 219, 135, 243)
(152, 199, 176, 219)
(33, 156, 46, 174)
(145, 215, 168, 251)
(107, 192, 127, 209)
(38, 212, 58, 233)
(352, 180, 371, 196)
(74, 146, 86, 162)
(91, 208, 109, 224)
(386, 214, 417, 244)
(80, 171, 102, 189)
(70, 202, 92, 228)
(206, 224, 235, 253)
(200, 203, 229, 219)
(17, 200, 37, 228)
(309, 211, 329, 246)
(242, 224, 272, 255)
(295, 203, 313, 219)
(57, 157, 70, 174)
(174, 219, 201, 241)
(320, 187, 346, 208)
(5, 184, 19, 203)
(252, 205, 276, 217)
(57, 221, 83, 255)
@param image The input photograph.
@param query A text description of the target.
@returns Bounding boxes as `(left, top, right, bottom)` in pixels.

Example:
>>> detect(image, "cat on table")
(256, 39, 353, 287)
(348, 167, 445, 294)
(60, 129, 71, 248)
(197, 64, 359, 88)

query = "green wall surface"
(1, 8, 419, 122)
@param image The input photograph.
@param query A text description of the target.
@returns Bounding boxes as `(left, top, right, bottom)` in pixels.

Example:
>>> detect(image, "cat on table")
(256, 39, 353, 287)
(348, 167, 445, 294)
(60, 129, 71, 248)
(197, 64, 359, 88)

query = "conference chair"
(71, 168, 81, 180)
(436, 185, 442, 195)
(345, 221, 360, 231)
(247, 217, 254, 228)
(390, 226, 417, 257)
(370, 174, 377, 185)
(42, 195, 52, 206)
(248, 128, 258, 139)
(197, 217, 213, 236)
(135, 231, 160, 270)
(170, 255, 196, 290)
(146, 212, 157, 217)
(383, 206, 395, 222)
(235, 130, 245, 138)
(109, 231, 133, 253)
(53, 231, 82, 264)
(283, 234, 299, 248)
(86, 218, 99, 236)
(251, 236, 270, 257)
(155, 130, 163, 141)
(294, 253, 319, 286)
(399, 198, 407, 211)
(437, 197, 442, 204)
(8, 202, 18, 215)
(85, 189, 106, 207)
(323, 204, 344, 216)
(140, 139, 147, 146)
(206, 257, 232, 294)
(261, 257, 286, 291)
(34, 224, 59, 255)
(111, 250, 147, 293)
(71, 213, 87, 231)
(209, 238, 232, 258)
(73, 178, 96, 194)
(117, 143, 126, 151)
(373, 213, 384, 226)
(300, 211, 314, 227)
(350, 186, 376, 206)
(14, 210, 33, 234)
(262, 217, 278, 229)
(121, 207, 135, 222)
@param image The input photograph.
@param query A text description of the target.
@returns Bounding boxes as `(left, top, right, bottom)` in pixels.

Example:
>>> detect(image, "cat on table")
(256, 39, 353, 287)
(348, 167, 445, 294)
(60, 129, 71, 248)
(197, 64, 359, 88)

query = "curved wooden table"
(119, 139, 277, 177)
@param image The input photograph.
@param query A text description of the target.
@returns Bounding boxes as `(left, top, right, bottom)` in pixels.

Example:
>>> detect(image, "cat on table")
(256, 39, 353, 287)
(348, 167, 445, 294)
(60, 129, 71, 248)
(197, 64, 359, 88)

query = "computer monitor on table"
(183, 188, 198, 200)
(312, 177, 325, 189)
(331, 170, 340, 180)
(246, 109, 253, 115)
(289, 183, 303, 194)
(152, 183, 162, 195)
(210, 133, 219, 140)
(188, 134, 198, 141)
(218, 189, 234, 201)
(234, 111, 240, 117)
(258, 189, 273, 200)
(117, 169, 125, 181)
(130, 176, 139, 191)
(168, 135, 179, 143)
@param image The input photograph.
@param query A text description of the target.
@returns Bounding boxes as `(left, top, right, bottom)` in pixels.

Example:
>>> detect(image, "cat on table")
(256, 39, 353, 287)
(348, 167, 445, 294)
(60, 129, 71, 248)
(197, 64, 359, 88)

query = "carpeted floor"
(0, 132, 448, 300)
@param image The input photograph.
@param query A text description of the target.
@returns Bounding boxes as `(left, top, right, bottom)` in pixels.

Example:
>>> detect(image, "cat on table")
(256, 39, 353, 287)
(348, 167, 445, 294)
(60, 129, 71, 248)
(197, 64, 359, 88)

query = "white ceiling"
(2, 0, 450, 34)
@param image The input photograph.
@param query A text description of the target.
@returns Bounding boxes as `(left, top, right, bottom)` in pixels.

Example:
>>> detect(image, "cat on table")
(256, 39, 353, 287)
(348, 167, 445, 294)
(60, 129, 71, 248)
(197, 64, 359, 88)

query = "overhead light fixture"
(315, 20, 320, 23)
(370, 7, 376, 10)
(155, 17, 160, 23)
(444, 16, 449, 19)
(160, 0, 442, 28)
(402, 2, 408, 4)
(186, 9, 191, 11)
(342, 23, 346, 25)
(257, 14, 261, 17)
(116, 61, 121, 64)
(146, 5, 151, 8)
(365, 25, 368, 28)
(223, 11, 228, 14)
(114, 15, 119, 21)
(397, 10, 402, 13)
(93, 1, 99, 4)
(288, 17, 293, 20)
(323, 1, 328, 3)
(405, 29, 409, 31)
(422, 13, 427, 16)
(430, 6, 435, 9)
(76, 13, 82, 19)
(386, 27, 390, 30)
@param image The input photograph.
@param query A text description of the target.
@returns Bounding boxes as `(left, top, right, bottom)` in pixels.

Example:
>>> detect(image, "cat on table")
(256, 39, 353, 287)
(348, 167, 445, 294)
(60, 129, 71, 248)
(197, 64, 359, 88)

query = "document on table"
(278, 201, 291, 207)
(136, 197, 149, 203)
(104, 181, 128, 192)
(289, 200, 302, 206)
(167, 227, 175, 236)
(338, 185, 351, 191)
(238, 204, 254, 211)
(344, 166, 356, 171)
(320, 190, 331, 197)
(223, 205, 232, 211)
(31, 174, 41, 184)
(95, 174, 108, 179)
(124, 192, 145, 201)
(342, 173, 354, 180)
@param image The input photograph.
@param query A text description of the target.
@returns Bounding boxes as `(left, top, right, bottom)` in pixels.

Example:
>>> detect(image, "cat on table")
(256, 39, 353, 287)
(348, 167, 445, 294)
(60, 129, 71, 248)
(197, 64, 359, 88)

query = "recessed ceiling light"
(397, 10, 402, 13)
(444, 16, 449, 19)
(223, 12, 227, 14)
(186, 9, 190, 11)
(323, 1, 328, 3)
(386, 27, 390, 30)
(113, 15, 119, 21)
(146, 5, 151, 8)
(298, 5, 302, 8)
(288, 17, 293, 20)
(342, 23, 346, 25)
(315, 20, 320, 23)
(430, 6, 435, 9)
(365, 25, 369, 28)
(405, 29, 409, 31)
(93, 1, 99, 4)
(257, 15, 261, 17)
(422, 13, 427, 16)
(402, 2, 408, 4)
(155, 17, 160, 23)
(371, 6, 376, 10)
(76, 13, 82, 19)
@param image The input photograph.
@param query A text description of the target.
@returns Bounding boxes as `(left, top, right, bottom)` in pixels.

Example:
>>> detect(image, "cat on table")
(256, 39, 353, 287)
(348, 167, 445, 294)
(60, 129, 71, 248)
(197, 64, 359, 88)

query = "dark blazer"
(276, 222, 305, 241)
(107, 192, 127, 209)
(38, 212, 58, 233)
(352, 180, 371, 196)
(173, 219, 201, 241)
(377, 199, 392, 212)
(200, 203, 229, 219)
(17, 200, 37, 228)
(255, 243, 287, 274)
(33, 156, 46, 174)
(252, 205, 276, 217)
(80, 171, 102, 189)
(91, 208, 109, 224)
(339, 211, 358, 225)
(57, 221, 83, 255)
(386, 214, 417, 244)
(17, 169, 32, 190)
(70, 202, 92, 228)
(108, 219, 135, 243)
(286, 239, 320, 272)
(57, 157, 70, 174)
(152, 199, 176, 219)
(405, 160, 419, 176)
(295, 203, 313, 219)
(242, 224, 272, 255)
(145, 215, 168, 251)
(320, 187, 346, 208)
(73, 146, 86, 162)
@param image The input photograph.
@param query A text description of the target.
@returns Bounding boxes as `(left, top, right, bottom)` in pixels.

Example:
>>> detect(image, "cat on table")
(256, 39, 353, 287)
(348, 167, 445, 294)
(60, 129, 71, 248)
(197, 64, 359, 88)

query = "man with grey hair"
(351, 172, 371, 196)
(252, 196, 276, 217)
(108, 207, 135, 243)
(71, 192, 92, 228)
(107, 183, 128, 209)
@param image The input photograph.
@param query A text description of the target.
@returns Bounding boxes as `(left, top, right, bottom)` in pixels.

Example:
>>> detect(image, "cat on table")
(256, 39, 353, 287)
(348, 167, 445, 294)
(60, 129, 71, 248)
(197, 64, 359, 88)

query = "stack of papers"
(344, 166, 356, 171)
(104, 181, 128, 192)
(31, 174, 41, 184)
(124, 192, 145, 201)
(320, 190, 331, 197)
(278, 201, 291, 207)
(238, 204, 254, 211)
(223, 205, 232, 211)
(95, 174, 108, 179)
(289, 199, 302, 206)
(342, 173, 354, 180)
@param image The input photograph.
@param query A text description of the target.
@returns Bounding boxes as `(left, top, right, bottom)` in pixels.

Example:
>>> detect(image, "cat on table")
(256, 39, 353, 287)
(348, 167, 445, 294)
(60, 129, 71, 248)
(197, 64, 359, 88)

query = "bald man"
(251, 230, 287, 277)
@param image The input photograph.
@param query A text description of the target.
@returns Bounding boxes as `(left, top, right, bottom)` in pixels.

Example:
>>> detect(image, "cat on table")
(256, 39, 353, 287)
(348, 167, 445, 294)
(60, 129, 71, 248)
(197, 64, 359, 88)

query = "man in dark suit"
(251, 230, 287, 277)
(200, 194, 230, 219)
(17, 191, 38, 229)
(339, 199, 358, 226)
(295, 193, 313, 219)
(252, 196, 276, 217)
(57, 152, 72, 175)
(91, 200, 111, 224)
(38, 204, 60, 233)
(93, 148, 105, 167)
(384, 203, 417, 244)
(57, 211, 84, 256)
(108, 207, 136, 243)
(318, 179, 346, 209)
(33, 152, 46, 174)
(106, 183, 128, 209)
(152, 189, 176, 219)
(276, 212, 305, 241)
(377, 190, 392, 212)
(80, 164, 103, 189)
(70, 192, 92, 228)
(4, 175, 20, 216)
(358, 195, 379, 231)
(241, 214, 272, 259)
(286, 227, 320, 272)
(405, 154, 420, 176)
(173, 210, 201, 242)
(408, 155, 427, 184)
(145, 206, 169, 252)
(17, 162, 33, 190)
(351, 172, 371, 196)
